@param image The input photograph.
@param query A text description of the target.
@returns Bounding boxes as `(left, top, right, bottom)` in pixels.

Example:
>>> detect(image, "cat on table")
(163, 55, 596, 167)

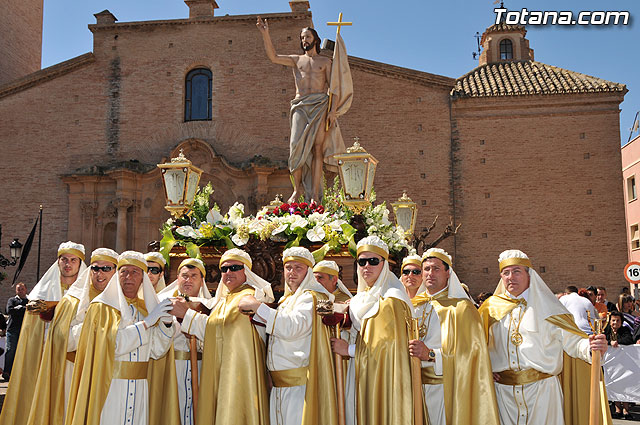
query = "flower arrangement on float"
(159, 178, 412, 262)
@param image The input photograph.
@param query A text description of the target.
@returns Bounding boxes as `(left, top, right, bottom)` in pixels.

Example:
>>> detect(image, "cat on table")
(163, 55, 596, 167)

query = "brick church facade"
(0, 0, 628, 303)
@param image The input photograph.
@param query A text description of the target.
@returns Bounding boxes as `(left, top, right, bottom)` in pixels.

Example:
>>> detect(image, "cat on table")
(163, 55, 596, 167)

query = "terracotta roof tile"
(451, 60, 625, 98)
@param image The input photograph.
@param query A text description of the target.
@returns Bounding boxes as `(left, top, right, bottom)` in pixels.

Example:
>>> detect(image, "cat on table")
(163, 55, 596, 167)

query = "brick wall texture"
(0, 7, 628, 307)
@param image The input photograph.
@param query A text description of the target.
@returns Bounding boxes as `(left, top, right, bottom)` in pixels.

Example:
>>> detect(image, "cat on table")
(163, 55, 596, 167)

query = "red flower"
(290, 202, 299, 209)
(317, 206, 325, 213)
(303, 210, 311, 216)
(300, 202, 309, 209)
(272, 207, 279, 215)
(294, 211, 302, 215)
(281, 203, 290, 211)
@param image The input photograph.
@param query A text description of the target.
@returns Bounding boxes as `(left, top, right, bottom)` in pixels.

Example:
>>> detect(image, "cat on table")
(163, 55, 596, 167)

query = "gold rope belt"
(496, 369, 554, 386)
(66, 352, 76, 363)
(421, 366, 444, 385)
(113, 361, 148, 380)
(270, 366, 308, 387)
(174, 350, 202, 361)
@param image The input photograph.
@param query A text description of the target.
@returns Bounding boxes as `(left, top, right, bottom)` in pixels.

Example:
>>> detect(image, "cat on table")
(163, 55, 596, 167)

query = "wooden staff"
(589, 312, 609, 425)
(334, 323, 346, 425)
(410, 318, 423, 425)
(189, 335, 199, 416)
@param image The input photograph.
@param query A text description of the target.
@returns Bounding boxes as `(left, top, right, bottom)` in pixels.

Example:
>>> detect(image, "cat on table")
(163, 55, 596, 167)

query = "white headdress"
(145, 252, 167, 292)
(28, 241, 87, 301)
(494, 249, 569, 332)
(313, 260, 352, 299)
(157, 257, 213, 302)
(421, 248, 469, 300)
(350, 236, 412, 328)
(68, 248, 118, 323)
(199, 248, 275, 309)
(92, 251, 159, 327)
(281, 247, 332, 311)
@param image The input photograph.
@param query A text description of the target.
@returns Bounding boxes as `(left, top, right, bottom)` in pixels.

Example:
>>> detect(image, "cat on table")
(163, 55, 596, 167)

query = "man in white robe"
(28, 248, 117, 425)
(239, 247, 338, 425)
(478, 249, 609, 425)
(158, 258, 212, 425)
(171, 248, 274, 425)
(0, 241, 86, 425)
(406, 249, 499, 425)
(145, 252, 167, 293)
(65, 251, 177, 425)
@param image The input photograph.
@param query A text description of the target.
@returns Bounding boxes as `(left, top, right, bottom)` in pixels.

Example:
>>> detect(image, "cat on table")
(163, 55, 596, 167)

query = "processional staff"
(325, 13, 352, 132)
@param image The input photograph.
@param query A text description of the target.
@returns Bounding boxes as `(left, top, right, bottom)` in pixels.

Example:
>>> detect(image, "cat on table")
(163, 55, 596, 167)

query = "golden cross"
(327, 12, 352, 37)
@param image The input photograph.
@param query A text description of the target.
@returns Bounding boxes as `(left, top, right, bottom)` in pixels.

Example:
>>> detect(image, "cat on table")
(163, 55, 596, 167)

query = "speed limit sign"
(624, 262, 640, 283)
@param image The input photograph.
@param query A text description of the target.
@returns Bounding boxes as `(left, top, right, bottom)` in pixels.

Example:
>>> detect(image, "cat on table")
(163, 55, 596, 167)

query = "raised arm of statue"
(256, 16, 296, 67)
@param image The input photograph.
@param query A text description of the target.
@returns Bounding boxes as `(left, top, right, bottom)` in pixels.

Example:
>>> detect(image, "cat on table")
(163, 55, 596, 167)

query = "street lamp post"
(0, 224, 22, 268)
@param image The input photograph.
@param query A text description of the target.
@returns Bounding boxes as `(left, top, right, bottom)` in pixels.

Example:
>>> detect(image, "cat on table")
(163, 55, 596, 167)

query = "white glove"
(143, 299, 172, 328)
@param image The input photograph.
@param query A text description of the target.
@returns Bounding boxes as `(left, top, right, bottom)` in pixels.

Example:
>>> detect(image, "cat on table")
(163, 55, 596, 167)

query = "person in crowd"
(617, 294, 640, 330)
(605, 310, 635, 420)
(3, 282, 28, 381)
(596, 286, 618, 312)
(559, 286, 597, 335)
(585, 285, 607, 315)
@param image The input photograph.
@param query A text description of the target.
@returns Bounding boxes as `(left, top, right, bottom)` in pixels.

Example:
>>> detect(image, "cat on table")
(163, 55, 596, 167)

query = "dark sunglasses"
(357, 257, 383, 267)
(147, 266, 163, 275)
(91, 265, 114, 273)
(220, 264, 244, 273)
(402, 269, 422, 276)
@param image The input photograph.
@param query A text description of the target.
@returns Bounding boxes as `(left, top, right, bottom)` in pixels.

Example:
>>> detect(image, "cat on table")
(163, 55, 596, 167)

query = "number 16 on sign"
(624, 261, 640, 284)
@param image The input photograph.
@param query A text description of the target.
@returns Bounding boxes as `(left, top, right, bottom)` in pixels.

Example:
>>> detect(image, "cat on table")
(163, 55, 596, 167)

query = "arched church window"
(185, 68, 212, 121)
(499, 39, 513, 60)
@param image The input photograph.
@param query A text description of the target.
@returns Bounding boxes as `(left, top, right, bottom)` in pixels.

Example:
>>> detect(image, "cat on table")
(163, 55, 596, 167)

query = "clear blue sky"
(42, 0, 640, 144)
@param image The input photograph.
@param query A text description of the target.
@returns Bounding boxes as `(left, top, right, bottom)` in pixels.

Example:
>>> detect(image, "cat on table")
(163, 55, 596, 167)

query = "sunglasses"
(357, 257, 383, 267)
(402, 269, 422, 276)
(91, 265, 114, 273)
(220, 264, 244, 273)
(147, 266, 163, 275)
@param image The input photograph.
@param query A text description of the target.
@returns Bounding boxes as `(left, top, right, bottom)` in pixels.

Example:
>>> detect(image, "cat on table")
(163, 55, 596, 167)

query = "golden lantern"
(157, 149, 204, 218)
(332, 138, 378, 213)
(391, 192, 418, 236)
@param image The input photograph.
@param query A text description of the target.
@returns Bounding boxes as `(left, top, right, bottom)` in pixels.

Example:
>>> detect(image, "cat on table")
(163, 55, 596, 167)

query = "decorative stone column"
(114, 198, 133, 253)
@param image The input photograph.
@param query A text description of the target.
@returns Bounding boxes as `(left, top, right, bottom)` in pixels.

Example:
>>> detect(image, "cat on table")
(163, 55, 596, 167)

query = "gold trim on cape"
(174, 350, 202, 361)
(421, 367, 444, 385)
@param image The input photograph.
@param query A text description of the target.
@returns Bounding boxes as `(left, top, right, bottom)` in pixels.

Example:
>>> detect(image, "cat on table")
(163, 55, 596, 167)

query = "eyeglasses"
(357, 257, 383, 267)
(220, 264, 244, 273)
(402, 269, 422, 276)
(147, 266, 163, 275)
(91, 265, 114, 273)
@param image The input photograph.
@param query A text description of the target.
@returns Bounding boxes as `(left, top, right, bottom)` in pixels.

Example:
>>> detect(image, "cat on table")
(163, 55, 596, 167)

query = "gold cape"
(413, 293, 500, 425)
(355, 296, 418, 425)
(195, 284, 270, 425)
(147, 288, 181, 425)
(0, 313, 46, 425)
(64, 302, 121, 425)
(26, 295, 80, 425)
(301, 291, 339, 425)
(148, 346, 181, 425)
(478, 295, 613, 425)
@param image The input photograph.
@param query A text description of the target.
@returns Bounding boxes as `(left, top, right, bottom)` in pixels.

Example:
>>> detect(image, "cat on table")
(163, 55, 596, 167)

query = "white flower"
(206, 208, 223, 224)
(175, 226, 203, 238)
(366, 218, 374, 225)
(368, 225, 378, 233)
(308, 212, 328, 225)
(329, 219, 347, 231)
(306, 225, 326, 242)
(290, 216, 309, 230)
(248, 220, 266, 233)
(272, 223, 289, 235)
(228, 202, 245, 221)
(231, 233, 249, 246)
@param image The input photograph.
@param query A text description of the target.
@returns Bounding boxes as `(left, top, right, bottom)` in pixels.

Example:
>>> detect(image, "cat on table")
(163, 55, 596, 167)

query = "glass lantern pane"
(396, 207, 413, 232)
(164, 168, 186, 205)
(185, 171, 201, 205)
(341, 161, 367, 199)
(365, 162, 377, 196)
